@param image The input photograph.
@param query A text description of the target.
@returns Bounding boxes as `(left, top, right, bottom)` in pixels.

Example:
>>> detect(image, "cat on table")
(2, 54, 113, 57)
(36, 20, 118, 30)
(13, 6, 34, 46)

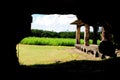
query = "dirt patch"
(66, 47, 102, 60)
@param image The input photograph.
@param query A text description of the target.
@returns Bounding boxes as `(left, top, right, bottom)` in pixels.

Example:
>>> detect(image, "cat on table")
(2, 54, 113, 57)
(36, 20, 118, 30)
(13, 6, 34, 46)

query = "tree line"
(30, 29, 101, 39)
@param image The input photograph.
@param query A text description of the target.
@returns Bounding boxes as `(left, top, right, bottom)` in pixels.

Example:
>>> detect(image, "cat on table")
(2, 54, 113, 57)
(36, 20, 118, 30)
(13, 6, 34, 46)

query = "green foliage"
(89, 39, 93, 44)
(31, 29, 59, 38)
(31, 29, 101, 40)
(20, 37, 76, 46)
(58, 32, 76, 38)
(97, 39, 101, 45)
(20, 37, 100, 46)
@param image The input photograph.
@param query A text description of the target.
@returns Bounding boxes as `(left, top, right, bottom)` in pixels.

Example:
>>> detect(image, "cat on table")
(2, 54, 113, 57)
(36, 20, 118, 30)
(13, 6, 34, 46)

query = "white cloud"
(31, 14, 95, 32)
(31, 14, 77, 32)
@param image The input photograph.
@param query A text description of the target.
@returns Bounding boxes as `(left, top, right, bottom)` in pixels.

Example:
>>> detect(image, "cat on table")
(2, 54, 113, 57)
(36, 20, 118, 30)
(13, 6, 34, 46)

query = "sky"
(31, 14, 100, 32)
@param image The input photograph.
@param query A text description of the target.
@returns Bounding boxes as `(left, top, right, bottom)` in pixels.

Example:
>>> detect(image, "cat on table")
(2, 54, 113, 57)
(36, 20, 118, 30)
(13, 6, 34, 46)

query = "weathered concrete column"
(84, 24, 90, 46)
(76, 25, 80, 44)
(93, 26, 98, 44)
(101, 27, 106, 41)
(70, 20, 84, 44)
(101, 26, 112, 41)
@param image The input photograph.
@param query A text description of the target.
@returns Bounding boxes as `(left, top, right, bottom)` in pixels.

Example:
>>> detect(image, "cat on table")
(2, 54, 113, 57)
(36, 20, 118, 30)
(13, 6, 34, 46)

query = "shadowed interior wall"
(4, 0, 119, 75)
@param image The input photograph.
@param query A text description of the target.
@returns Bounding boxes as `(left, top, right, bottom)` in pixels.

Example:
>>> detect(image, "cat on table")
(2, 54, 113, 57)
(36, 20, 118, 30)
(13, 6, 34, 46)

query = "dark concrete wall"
(3, 1, 119, 78)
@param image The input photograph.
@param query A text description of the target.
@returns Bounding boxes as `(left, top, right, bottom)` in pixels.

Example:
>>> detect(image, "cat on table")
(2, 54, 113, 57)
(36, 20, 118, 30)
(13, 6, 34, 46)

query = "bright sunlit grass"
(20, 37, 101, 46)
(17, 44, 101, 65)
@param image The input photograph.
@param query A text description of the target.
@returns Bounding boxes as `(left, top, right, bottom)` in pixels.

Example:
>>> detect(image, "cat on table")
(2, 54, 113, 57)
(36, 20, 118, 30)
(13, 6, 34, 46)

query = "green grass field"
(20, 37, 101, 46)
(17, 44, 101, 65)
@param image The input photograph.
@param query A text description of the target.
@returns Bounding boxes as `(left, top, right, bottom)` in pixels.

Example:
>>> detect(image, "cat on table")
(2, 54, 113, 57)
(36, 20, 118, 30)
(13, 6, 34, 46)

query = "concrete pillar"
(101, 26, 112, 41)
(101, 27, 106, 41)
(76, 25, 80, 44)
(84, 24, 90, 46)
(93, 26, 98, 44)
